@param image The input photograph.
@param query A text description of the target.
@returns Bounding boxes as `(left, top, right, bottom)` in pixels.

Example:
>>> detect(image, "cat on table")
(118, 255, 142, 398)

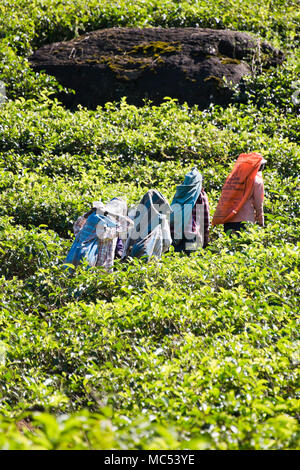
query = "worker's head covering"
(93, 197, 133, 239)
(93, 197, 128, 219)
(123, 189, 172, 260)
(212, 152, 264, 226)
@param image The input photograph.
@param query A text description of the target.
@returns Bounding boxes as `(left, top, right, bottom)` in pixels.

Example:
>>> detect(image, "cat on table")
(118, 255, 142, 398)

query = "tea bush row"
(0, 236, 299, 448)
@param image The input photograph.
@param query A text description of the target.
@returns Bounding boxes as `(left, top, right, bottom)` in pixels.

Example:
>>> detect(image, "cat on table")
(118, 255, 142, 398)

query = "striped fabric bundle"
(65, 198, 133, 272)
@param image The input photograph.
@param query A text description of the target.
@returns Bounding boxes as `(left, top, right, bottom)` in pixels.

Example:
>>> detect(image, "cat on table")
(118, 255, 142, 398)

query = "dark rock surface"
(29, 27, 284, 109)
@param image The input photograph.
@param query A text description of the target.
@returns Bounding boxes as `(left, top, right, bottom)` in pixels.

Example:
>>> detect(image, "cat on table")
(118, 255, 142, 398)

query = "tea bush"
(0, 0, 299, 450)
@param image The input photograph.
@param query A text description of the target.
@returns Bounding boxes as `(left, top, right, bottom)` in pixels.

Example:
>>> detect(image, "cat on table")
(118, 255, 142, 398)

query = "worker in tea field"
(123, 189, 172, 261)
(212, 153, 266, 235)
(170, 167, 210, 253)
(65, 198, 133, 271)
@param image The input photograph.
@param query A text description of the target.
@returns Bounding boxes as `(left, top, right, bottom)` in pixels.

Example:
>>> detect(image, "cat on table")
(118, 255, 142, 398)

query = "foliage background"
(0, 0, 299, 449)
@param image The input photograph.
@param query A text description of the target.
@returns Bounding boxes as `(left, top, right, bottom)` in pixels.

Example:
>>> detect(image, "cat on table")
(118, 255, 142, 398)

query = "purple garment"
(115, 238, 124, 258)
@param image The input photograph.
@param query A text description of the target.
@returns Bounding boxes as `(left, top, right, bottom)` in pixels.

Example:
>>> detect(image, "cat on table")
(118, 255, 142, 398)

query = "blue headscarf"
(170, 167, 202, 241)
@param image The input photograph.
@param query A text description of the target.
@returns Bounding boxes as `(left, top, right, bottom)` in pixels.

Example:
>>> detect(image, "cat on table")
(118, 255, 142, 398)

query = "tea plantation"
(0, 1, 299, 450)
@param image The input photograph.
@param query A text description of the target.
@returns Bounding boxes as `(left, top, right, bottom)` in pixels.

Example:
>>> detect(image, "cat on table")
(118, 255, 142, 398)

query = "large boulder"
(29, 27, 284, 109)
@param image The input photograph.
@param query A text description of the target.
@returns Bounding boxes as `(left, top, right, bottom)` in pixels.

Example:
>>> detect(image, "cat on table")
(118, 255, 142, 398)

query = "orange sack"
(212, 152, 263, 226)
